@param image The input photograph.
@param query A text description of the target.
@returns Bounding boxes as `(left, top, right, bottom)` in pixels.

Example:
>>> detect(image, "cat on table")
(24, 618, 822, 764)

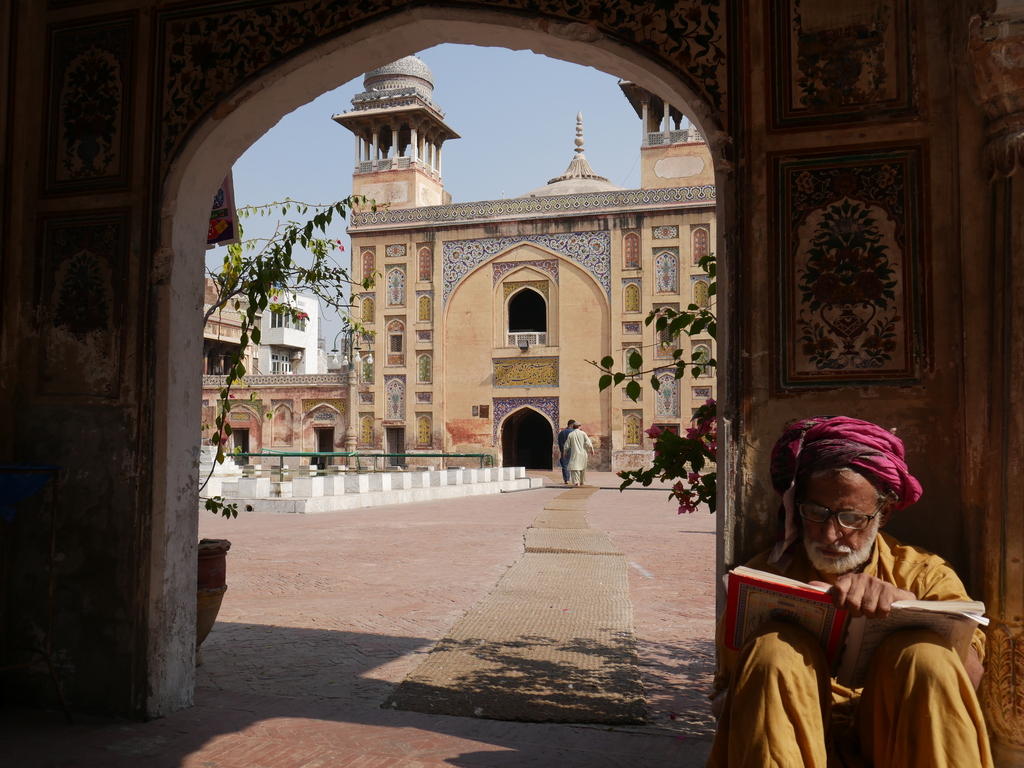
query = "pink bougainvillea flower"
(645, 424, 663, 439)
(688, 472, 701, 483)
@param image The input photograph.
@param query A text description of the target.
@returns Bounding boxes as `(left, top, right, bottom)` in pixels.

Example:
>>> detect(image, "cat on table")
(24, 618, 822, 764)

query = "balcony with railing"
(507, 332, 547, 348)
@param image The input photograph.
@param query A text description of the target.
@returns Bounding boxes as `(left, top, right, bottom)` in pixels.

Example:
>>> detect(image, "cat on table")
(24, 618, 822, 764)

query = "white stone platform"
(199, 462, 543, 514)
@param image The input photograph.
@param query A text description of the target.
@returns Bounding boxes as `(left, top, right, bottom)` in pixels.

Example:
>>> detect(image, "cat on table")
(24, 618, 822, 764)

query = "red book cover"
(725, 567, 849, 664)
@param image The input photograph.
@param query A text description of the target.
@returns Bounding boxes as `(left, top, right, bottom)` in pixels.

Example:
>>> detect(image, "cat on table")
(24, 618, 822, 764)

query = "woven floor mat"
(542, 499, 590, 511)
(385, 529, 646, 724)
(531, 508, 588, 529)
(525, 528, 623, 556)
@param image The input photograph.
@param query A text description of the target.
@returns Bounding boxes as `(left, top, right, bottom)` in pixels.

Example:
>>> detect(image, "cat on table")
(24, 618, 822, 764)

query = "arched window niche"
(507, 287, 547, 348)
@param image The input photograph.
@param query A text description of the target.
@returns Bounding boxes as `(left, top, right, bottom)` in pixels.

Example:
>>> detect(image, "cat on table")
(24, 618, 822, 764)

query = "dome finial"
(575, 111, 585, 154)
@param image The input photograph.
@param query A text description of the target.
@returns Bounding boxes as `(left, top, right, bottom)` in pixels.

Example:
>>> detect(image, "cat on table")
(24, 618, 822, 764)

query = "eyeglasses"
(797, 502, 881, 530)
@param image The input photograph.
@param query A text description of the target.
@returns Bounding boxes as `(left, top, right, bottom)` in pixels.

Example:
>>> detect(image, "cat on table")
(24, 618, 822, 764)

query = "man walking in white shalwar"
(564, 424, 595, 486)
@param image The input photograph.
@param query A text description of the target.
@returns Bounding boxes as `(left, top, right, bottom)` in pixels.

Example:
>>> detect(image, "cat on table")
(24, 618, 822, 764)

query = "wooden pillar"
(970, 14, 1024, 764)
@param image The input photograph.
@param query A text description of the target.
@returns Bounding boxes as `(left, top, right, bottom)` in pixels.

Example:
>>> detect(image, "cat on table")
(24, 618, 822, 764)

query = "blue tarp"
(0, 464, 59, 522)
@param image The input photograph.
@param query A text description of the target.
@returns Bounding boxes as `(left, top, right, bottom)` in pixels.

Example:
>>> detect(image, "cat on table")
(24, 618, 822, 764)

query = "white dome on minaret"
(363, 56, 435, 96)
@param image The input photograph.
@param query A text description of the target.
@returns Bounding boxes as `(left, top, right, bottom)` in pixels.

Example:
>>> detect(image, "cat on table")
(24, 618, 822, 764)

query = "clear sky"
(221, 44, 670, 349)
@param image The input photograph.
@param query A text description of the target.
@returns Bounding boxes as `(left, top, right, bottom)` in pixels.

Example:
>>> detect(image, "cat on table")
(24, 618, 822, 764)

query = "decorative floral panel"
(692, 386, 713, 400)
(387, 354, 405, 367)
(654, 249, 679, 293)
(655, 373, 679, 418)
(229, 409, 251, 421)
(417, 354, 432, 384)
(361, 249, 376, 282)
(311, 408, 337, 421)
(359, 391, 374, 403)
(623, 410, 644, 446)
(770, 0, 915, 128)
(361, 296, 375, 323)
(303, 398, 346, 414)
(156, 2, 727, 171)
(623, 347, 641, 376)
(361, 358, 374, 384)
(386, 266, 405, 306)
(623, 232, 641, 270)
(653, 304, 680, 360)
(418, 246, 432, 282)
(386, 243, 406, 258)
(692, 278, 710, 308)
(503, 280, 549, 301)
(360, 414, 374, 445)
(386, 318, 405, 335)
(46, 17, 135, 194)
(652, 225, 679, 240)
(492, 396, 559, 446)
(492, 357, 559, 387)
(623, 280, 641, 313)
(492, 259, 559, 285)
(38, 211, 128, 398)
(622, 321, 642, 335)
(692, 225, 710, 265)
(384, 376, 405, 421)
(416, 414, 432, 446)
(692, 343, 713, 378)
(774, 146, 924, 387)
(417, 292, 432, 322)
(444, 232, 609, 305)
(416, 391, 432, 404)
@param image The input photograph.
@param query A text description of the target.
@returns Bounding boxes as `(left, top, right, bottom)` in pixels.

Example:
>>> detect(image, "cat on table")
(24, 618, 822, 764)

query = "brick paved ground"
(2, 472, 717, 767)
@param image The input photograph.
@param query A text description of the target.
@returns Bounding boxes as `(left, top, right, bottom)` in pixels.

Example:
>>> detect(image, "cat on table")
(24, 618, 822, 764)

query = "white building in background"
(256, 291, 325, 375)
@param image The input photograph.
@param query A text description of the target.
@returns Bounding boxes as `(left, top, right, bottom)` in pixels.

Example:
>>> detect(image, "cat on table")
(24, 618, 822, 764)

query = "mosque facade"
(337, 57, 717, 472)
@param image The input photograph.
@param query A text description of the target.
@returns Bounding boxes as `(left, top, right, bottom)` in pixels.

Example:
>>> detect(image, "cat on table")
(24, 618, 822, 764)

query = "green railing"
(234, 451, 495, 473)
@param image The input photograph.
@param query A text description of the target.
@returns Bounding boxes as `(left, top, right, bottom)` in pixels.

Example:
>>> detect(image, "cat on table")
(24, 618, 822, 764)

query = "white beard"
(802, 517, 881, 576)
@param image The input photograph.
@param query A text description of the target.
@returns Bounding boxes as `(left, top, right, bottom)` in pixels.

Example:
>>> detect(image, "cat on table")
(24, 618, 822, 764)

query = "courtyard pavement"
(2, 471, 717, 767)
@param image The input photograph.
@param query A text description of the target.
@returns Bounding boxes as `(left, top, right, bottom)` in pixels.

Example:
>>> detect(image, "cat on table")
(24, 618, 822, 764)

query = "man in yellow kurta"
(708, 416, 991, 768)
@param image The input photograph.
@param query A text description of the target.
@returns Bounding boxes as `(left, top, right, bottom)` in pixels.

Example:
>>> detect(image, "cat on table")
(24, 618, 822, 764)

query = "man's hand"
(809, 573, 916, 619)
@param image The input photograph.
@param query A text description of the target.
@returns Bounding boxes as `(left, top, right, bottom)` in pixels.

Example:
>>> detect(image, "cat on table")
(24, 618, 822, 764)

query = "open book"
(725, 566, 987, 688)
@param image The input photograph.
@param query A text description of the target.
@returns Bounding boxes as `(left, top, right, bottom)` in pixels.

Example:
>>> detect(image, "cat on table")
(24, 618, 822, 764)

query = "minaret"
(332, 56, 460, 209)
(617, 81, 714, 189)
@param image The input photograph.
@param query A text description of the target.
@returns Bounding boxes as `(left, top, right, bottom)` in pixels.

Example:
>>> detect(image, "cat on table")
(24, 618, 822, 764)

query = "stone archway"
(500, 408, 555, 470)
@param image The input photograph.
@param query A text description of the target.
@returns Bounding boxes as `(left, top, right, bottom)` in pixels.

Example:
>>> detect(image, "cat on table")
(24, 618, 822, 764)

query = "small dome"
(519, 112, 624, 198)
(363, 56, 434, 93)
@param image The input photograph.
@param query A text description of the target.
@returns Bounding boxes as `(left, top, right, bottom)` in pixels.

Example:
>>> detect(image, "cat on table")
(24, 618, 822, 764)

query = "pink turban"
(767, 416, 922, 566)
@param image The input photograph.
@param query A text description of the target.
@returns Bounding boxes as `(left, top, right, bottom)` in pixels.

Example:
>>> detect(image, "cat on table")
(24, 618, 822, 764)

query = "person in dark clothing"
(557, 419, 576, 484)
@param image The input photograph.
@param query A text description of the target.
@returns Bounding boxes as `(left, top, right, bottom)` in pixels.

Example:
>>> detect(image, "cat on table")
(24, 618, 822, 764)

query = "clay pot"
(196, 538, 231, 666)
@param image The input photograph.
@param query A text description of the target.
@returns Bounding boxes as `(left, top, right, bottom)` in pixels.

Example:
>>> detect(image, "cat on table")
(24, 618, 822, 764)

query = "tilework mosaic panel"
(623, 410, 644, 446)
(416, 330, 432, 342)
(624, 387, 643, 402)
(418, 246, 432, 282)
(655, 248, 680, 293)
(693, 386, 713, 400)
(653, 225, 679, 240)
(770, 0, 915, 128)
(417, 292, 432, 322)
(361, 296, 375, 323)
(386, 265, 406, 306)
(503, 280, 549, 300)
(492, 259, 559, 284)
(359, 391, 374, 404)
(360, 415, 374, 445)
(417, 354, 432, 384)
(623, 232, 641, 269)
(362, 249, 375, 281)
(312, 410, 336, 421)
(303, 398, 346, 414)
(623, 321, 642, 335)
(46, 17, 135, 193)
(351, 186, 716, 228)
(38, 211, 129, 398)
(691, 276, 711, 308)
(623, 280, 641, 313)
(492, 357, 559, 387)
(444, 232, 610, 306)
(655, 373, 680, 418)
(416, 414, 432, 446)
(692, 225, 710, 265)
(492, 396, 559, 446)
(386, 243, 406, 258)
(229, 409, 251, 421)
(384, 375, 405, 421)
(416, 391, 432, 404)
(773, 146, 924, 387)
(157, 4, 725, 170)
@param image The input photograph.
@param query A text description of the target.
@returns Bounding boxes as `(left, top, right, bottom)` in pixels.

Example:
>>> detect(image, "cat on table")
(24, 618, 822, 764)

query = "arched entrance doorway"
(501, 408, 554, 470)
(153, 9, 728, 718)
